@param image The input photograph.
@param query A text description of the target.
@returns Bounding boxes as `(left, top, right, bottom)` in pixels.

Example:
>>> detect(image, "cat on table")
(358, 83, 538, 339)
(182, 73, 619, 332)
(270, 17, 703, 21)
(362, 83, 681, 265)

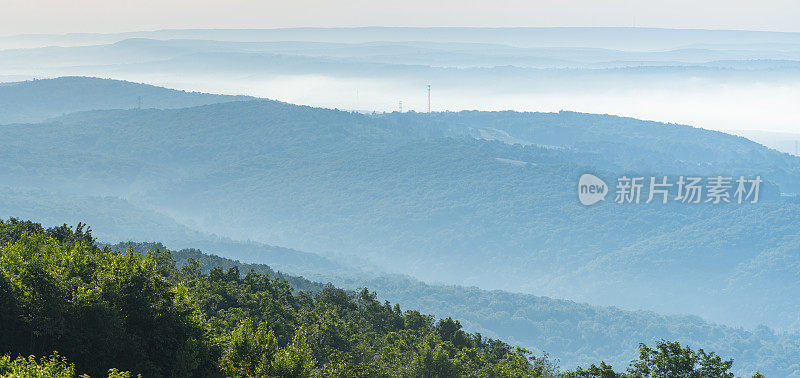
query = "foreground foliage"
(0, 219, 555, 377)
(567, 340, 767, 377)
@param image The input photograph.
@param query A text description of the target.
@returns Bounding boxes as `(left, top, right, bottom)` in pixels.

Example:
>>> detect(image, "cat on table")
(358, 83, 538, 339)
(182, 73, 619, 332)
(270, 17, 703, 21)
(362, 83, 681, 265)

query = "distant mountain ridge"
(0, 76, 255, 124)
(5, 37, 800, 70)
(4, 27, 800, 50)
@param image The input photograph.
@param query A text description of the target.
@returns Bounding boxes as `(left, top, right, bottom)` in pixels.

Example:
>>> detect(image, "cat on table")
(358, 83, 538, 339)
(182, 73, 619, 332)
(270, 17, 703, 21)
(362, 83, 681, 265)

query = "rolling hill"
(103, 239, 800, 377)
(0, 76, 254, 124)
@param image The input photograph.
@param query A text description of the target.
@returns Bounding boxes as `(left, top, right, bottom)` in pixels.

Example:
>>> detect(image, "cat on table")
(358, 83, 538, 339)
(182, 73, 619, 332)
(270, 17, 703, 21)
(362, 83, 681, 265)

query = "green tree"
(627, 340, 734, 378)
(568, 361, 622, 377)
(220, 319, 279, 377)
(272, 327, 317, 377)
(0, 352, 75, 378)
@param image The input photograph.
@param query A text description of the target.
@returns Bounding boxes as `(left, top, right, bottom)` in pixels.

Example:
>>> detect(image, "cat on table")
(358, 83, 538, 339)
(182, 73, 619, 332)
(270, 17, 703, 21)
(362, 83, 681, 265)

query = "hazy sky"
(2, 0, 800, 36)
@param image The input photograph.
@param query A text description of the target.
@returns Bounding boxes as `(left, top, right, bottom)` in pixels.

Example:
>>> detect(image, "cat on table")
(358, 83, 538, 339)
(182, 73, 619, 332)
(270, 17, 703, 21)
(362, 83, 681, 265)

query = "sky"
(2, 0, 800, 36)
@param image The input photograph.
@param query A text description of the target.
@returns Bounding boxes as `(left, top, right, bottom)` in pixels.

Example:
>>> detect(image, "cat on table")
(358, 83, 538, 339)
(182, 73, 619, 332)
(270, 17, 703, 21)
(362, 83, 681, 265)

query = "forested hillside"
(0, 77, 253, 124)
(0, 219, 769, 377)
(2, 88, 798, 331)
(0, 219, 556, 377)
(100, 240, 800, 377)
(378, 110, 800, 192)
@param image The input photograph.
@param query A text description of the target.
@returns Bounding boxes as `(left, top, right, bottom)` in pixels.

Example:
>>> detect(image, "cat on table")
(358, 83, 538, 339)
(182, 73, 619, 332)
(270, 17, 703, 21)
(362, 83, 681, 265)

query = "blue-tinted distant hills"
(2, 29, 798, 136)
(4, 27, 800, 50)
(5, 37, 800, 69)
(0, 76, 254, 124)
(5, 36, 800, 73)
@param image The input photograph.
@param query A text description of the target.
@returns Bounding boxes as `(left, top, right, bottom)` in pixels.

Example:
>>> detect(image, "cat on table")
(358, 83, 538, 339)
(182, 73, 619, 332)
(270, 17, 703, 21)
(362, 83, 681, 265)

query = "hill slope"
(0, 76, 254, 124)
(0, 219, 561, 377)
(107, 240, 800, 377)
(1, 89, 799, 332)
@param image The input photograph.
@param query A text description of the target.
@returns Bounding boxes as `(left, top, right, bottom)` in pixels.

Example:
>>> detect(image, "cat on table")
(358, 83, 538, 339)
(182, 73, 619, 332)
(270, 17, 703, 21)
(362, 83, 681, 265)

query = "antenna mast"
(427, 85, 431, 113)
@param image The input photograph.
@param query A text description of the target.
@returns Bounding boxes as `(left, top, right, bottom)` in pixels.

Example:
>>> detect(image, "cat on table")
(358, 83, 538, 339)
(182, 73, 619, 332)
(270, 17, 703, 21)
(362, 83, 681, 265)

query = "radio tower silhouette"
(427, 85, 431, 113)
